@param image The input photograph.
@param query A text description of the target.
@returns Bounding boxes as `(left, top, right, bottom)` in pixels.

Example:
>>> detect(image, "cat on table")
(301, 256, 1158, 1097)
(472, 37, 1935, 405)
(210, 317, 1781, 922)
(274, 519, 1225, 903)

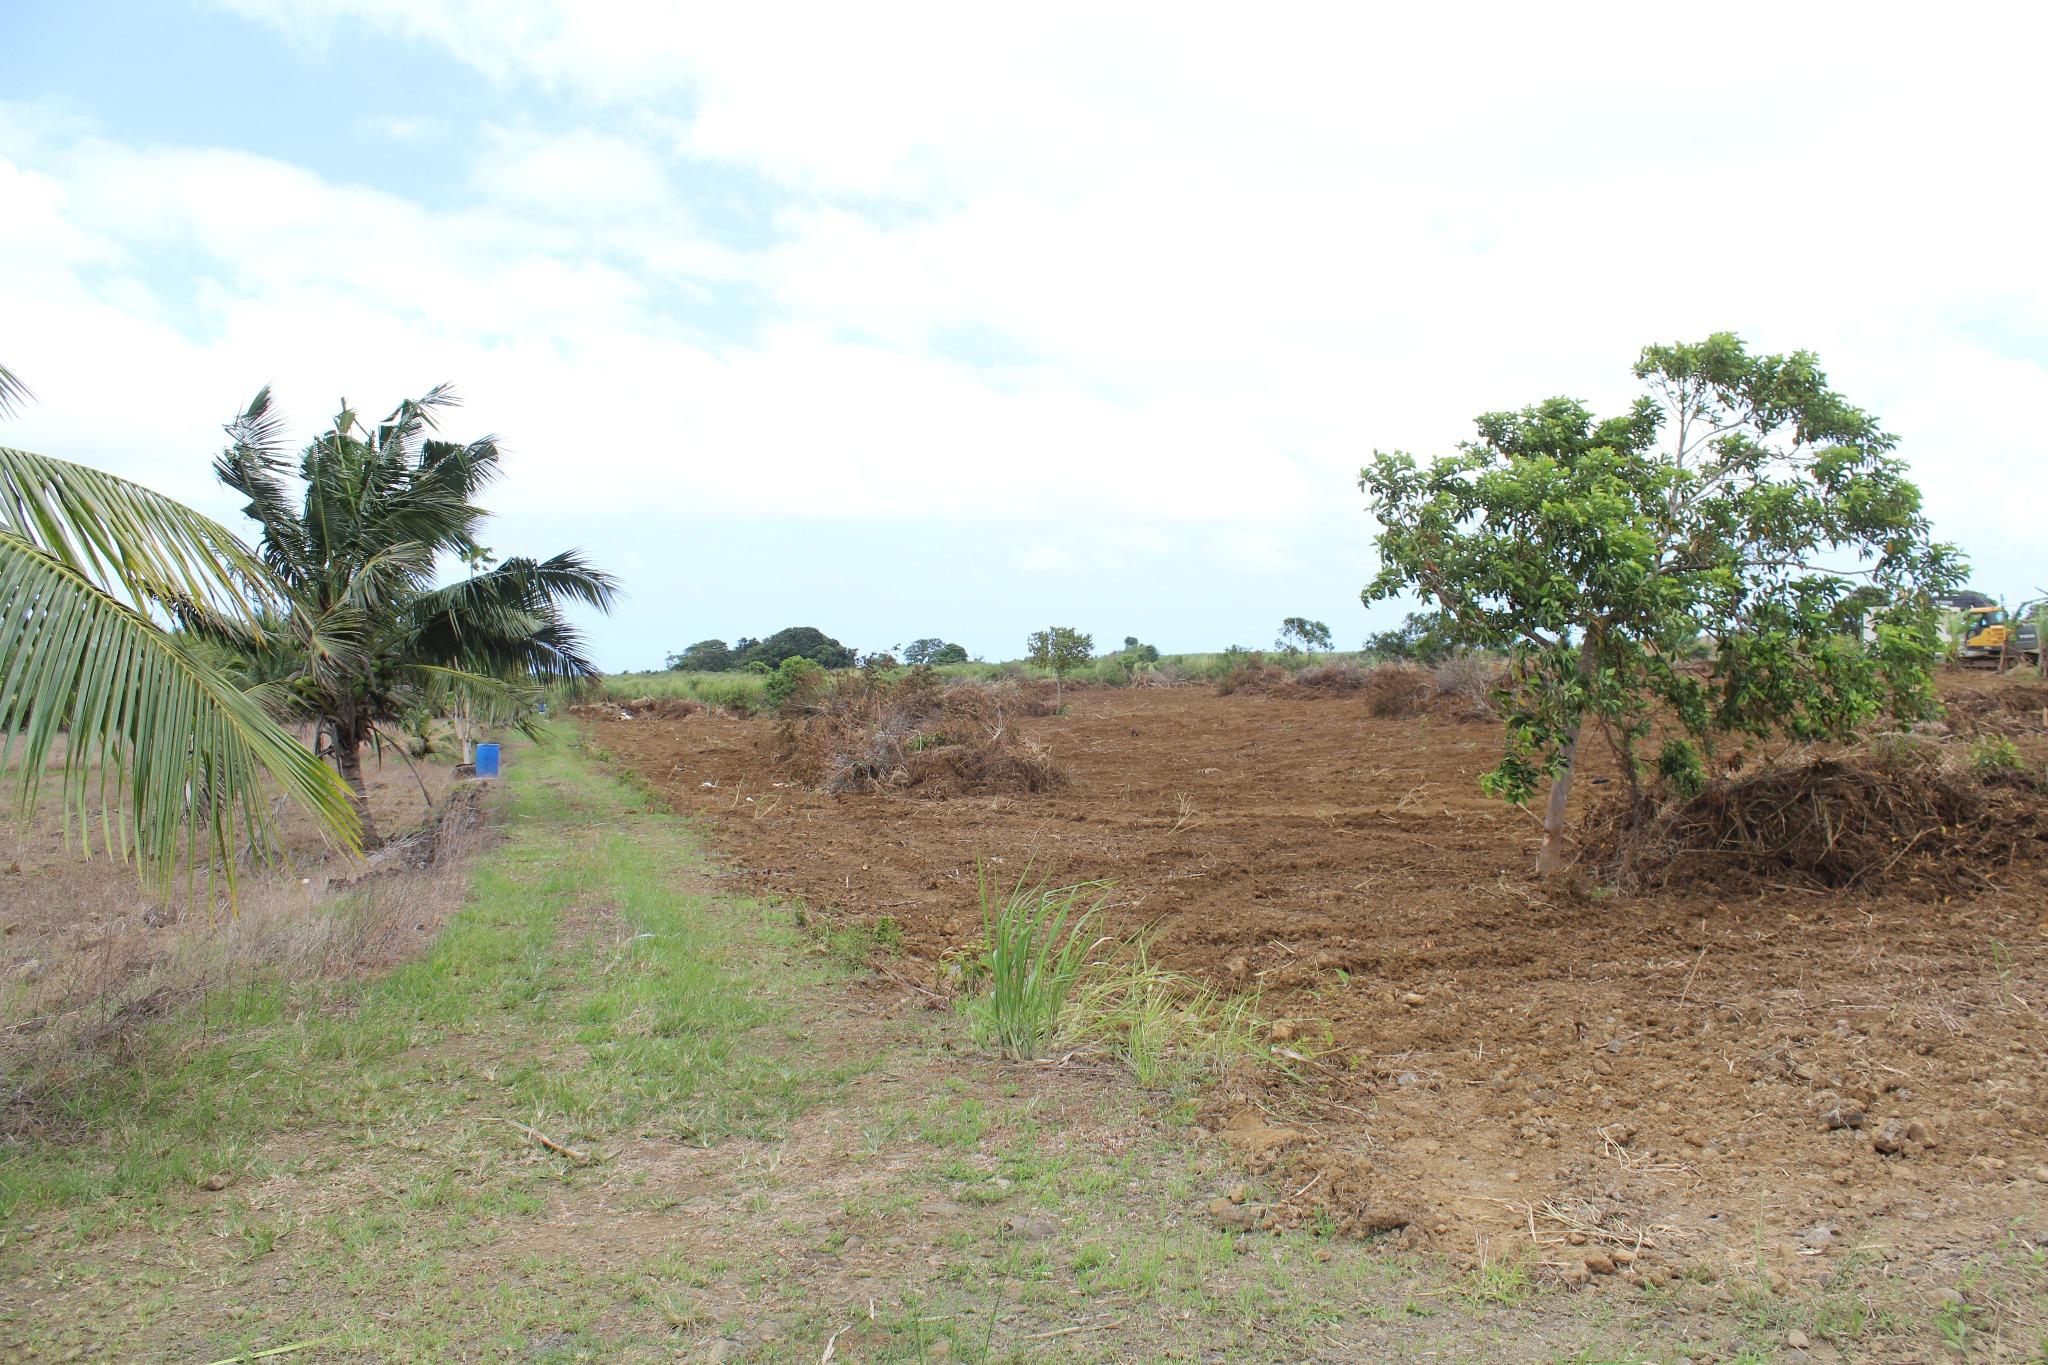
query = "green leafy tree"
(1363, 610, 1457, 664)
(930, 641, 969, 665)
(1026, 626, 1093, 702)
(763, 655, 827, 708)
(0, 368, 357, 884)
(1362, 333, 1960, 876)
(666, 639, 734, 672)
(735, 626, 855, 670)
(214, 385, 618, 848)
(903, 637, 958, 665)
(1276, 617, 1333, 654)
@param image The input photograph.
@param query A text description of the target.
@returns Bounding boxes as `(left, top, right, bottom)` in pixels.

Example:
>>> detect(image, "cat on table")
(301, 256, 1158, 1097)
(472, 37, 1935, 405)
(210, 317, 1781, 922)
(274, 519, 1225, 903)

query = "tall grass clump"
(962, 867, 1111, 1059)
(961, 864, 1273, 1086)
(1064, 944, 1269, 1088)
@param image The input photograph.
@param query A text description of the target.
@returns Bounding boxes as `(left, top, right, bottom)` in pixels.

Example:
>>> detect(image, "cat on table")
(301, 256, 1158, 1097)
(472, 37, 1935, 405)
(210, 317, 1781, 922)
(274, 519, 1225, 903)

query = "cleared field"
(591, 673, 2048, 1306)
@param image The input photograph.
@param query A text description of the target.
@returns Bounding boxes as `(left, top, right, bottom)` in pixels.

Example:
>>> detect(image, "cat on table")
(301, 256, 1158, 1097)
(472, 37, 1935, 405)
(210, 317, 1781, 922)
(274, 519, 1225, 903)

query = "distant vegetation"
(1276, 617, 1333, 653)
(664, 626, 855, 673)
(902, 637, 970, 665)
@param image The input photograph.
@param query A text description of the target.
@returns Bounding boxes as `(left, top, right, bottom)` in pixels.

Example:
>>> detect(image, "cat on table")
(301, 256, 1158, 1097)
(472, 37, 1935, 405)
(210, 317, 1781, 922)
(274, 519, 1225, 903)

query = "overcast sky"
(4, 2, 2044, 670)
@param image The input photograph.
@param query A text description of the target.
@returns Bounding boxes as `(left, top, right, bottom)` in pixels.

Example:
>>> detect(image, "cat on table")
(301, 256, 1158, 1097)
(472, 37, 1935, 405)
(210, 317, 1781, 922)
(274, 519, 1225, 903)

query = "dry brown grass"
(1, 751, 478, 1091)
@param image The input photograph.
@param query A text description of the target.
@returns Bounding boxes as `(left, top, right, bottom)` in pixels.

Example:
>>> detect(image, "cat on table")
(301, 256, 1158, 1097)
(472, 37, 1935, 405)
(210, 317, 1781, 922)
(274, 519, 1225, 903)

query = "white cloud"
(13, 1, 2048, 663)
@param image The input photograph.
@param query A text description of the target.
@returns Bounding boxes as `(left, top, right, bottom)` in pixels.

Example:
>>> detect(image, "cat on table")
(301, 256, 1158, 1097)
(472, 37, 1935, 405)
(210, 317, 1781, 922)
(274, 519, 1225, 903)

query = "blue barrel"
(475, 742, 501, 778)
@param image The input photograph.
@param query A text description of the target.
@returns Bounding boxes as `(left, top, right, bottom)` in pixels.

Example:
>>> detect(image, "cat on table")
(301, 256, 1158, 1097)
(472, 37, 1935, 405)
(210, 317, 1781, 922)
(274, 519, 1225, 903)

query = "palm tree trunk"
(331, 718, 382, 850)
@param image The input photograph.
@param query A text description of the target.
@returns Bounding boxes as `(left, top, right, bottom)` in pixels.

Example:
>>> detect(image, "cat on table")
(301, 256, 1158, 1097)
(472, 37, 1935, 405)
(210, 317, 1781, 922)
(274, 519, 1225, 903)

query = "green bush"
(763, 656, 828, 710)
(1969, 735, 2023, 775)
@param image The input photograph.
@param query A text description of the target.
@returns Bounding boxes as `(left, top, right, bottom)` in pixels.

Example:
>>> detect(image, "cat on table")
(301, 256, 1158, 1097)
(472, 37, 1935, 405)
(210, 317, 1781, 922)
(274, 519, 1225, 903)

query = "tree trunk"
(332, 721, 382, 851)
(1535, 718, 1583, 877)
(1535, 634, 1601, 878)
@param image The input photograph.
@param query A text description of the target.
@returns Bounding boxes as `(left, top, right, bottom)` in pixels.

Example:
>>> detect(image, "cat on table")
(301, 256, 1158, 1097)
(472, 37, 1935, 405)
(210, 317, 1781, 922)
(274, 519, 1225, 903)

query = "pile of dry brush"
(1220, 656, 1499, 720)
(773, 672, 1065, 797)
(1581, 737, 2048, 896)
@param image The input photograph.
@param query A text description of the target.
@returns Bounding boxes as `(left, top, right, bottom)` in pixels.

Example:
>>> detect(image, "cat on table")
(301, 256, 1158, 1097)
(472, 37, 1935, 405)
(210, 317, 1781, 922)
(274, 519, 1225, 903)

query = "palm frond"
(409, 552, 618, 682)
(0, 530, 358, 881)
(0, 445, 273, 617)
(0, 364, 34, 419)
(215, 386, 314, 580)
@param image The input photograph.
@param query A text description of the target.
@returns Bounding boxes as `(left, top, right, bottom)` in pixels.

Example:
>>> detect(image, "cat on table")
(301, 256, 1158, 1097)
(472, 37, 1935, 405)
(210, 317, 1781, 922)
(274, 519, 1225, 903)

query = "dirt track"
(591, 676, 2048, 1286)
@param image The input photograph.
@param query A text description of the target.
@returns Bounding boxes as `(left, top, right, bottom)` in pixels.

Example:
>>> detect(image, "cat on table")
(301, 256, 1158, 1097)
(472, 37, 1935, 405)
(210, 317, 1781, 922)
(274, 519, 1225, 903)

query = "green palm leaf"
(0, 446, 359, 884)
(0, 365, 31, 420)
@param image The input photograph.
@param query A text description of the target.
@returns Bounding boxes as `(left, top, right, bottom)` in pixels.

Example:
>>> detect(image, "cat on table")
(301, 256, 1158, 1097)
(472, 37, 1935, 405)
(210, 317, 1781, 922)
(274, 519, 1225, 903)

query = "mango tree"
(1362, 333, 1961, 876)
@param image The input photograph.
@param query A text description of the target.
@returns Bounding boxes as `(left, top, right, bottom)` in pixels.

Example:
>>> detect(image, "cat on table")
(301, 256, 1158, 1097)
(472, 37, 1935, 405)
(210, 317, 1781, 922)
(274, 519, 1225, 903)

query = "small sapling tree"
(1026, 626, 1094, 703)
(1362, 333, 1961, 877)
(1276, 617, 1334, 654)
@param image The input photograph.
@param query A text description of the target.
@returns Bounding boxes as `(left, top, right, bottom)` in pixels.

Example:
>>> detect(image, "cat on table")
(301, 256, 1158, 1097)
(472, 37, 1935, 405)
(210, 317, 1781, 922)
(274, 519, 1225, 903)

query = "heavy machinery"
(1946, 591, 2044, 668)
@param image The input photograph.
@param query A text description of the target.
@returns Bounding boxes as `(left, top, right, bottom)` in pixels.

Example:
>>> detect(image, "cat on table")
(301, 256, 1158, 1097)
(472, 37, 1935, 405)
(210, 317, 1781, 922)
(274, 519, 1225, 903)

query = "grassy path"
(2, 736, 1837, 1362)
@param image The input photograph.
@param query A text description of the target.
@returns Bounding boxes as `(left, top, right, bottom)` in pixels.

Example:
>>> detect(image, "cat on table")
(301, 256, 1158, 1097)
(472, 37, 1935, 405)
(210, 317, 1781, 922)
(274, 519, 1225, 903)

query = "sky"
(3, 2, 2045, 672)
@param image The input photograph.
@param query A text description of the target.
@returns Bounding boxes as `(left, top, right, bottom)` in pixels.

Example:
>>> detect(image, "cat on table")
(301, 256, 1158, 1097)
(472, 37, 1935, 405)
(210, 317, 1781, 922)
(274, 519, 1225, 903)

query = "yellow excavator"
(1948, 592, 2044, 668)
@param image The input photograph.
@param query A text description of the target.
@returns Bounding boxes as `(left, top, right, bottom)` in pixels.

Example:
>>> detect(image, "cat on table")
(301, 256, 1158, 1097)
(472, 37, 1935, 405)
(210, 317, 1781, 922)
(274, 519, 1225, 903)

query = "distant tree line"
(902, 637, 970, 665)
(666, 626, 856, 672)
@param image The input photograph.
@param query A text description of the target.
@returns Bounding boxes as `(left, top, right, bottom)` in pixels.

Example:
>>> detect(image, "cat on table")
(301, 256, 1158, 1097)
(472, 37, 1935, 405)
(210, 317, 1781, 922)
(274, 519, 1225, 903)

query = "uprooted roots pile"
(1582, 739, 2048, 895)
(1219, 657, 1499, 720)
(773, 674, 1065, 796)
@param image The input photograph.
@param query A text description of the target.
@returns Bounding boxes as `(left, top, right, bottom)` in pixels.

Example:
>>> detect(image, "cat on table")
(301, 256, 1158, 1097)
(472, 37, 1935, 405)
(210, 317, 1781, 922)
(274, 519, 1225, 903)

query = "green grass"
(960, 868, 1110, 1059)
(9, 726, 2008, 1363)
(0, 732, 862, 1359)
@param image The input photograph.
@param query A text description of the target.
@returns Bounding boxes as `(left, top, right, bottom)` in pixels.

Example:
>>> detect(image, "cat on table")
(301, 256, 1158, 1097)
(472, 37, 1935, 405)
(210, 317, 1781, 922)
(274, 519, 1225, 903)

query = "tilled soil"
(590, 675, 2048, 1291)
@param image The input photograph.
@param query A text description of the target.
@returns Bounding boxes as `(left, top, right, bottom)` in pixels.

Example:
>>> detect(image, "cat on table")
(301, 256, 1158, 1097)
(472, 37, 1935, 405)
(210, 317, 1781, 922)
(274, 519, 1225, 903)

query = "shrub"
(763, 656, 828, 710)
(1970, 735, 2023, 775)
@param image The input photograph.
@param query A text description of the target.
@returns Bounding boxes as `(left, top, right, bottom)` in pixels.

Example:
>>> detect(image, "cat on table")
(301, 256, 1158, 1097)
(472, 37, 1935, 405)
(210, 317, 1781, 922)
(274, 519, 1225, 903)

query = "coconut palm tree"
(0, 367, 358, 883)
(212, 385, 618, 847)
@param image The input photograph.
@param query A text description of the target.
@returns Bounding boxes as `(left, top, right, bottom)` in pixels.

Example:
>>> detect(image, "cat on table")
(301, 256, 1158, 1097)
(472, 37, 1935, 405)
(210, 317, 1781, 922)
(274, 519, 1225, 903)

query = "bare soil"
(590, 672, 2048, 1293)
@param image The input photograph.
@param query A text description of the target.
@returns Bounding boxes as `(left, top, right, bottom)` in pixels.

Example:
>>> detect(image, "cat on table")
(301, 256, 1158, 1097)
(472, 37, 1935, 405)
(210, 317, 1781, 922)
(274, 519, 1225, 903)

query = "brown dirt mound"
(1581, 739, 2048, 895)
(774, 674, 1065, 797)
